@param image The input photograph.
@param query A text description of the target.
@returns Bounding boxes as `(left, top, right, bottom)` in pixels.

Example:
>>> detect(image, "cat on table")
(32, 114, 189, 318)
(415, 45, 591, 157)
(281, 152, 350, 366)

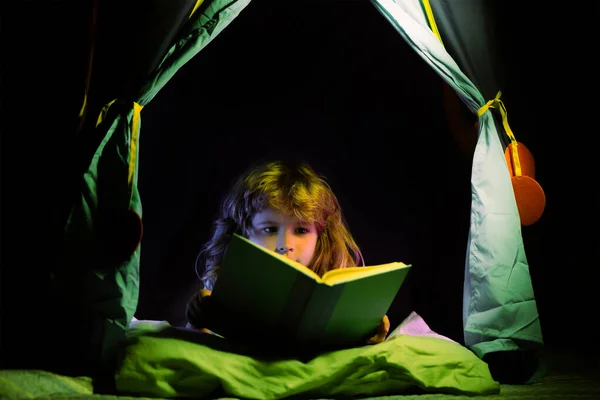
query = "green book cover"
(209, 233, 411, 350)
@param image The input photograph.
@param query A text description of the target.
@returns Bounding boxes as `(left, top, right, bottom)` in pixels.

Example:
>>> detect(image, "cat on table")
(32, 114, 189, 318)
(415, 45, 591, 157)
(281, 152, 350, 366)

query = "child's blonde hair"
(197, 159, 363, 290)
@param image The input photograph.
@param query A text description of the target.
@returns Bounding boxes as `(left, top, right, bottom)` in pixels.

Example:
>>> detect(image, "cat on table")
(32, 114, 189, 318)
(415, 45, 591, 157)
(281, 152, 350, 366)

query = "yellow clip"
(477, 91, 521, 176)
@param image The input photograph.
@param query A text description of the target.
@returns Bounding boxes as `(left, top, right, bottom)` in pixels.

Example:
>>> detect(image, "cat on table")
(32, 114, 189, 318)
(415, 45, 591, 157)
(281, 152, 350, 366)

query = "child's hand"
(366, 315, 390, 344)
(185, 289, 214, 333)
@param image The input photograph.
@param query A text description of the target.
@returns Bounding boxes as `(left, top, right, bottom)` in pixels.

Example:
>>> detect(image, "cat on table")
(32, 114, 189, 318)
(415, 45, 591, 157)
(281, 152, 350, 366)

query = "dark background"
(2, 0, 598, 368)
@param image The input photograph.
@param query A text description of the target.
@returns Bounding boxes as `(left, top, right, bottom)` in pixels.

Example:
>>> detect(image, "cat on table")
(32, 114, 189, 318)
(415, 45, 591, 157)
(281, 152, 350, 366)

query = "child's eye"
(295, 227, 309, 235)
(263, 227, 278, 234)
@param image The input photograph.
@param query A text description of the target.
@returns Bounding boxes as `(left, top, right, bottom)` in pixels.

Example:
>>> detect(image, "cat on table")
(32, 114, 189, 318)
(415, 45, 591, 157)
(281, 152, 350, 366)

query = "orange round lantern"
(504, 142, 545, 226)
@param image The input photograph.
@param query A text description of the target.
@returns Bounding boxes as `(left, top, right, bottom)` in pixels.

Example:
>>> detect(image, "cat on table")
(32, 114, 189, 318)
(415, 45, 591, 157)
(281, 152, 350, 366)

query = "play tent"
(9, 0, 546, 387)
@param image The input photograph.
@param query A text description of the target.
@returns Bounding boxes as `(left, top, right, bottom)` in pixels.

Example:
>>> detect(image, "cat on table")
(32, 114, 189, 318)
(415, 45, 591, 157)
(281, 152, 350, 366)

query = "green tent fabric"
(427, 0, 505, 101)
(51, 0, 252, 368)
(370, 0, 543, 360)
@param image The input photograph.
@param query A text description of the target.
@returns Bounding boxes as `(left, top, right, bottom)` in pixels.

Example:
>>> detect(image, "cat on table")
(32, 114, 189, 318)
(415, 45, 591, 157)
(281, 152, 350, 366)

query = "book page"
(321, 262, 408, 285)
(298, 264, 410, 348)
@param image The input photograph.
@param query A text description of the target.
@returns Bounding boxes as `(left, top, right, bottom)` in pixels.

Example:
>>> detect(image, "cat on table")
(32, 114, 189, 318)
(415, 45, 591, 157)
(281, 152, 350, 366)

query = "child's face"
(248, 206, 318, 267)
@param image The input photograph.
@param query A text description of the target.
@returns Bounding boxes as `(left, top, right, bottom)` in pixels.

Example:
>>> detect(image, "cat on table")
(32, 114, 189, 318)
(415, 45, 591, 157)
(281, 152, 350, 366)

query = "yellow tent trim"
(96, 99, 117, 127)
(94, 99, 144, 202)
(129, 102, 144, 192)
(189, 0, 205, 18)
(422, 0, 444, 46)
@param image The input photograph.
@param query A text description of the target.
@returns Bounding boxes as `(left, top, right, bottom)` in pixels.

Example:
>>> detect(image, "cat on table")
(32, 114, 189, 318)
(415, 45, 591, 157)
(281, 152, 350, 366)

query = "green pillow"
(115, 322, 499, 399)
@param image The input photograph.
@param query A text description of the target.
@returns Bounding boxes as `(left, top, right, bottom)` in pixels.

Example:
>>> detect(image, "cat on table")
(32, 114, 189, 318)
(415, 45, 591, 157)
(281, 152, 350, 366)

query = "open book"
(209, 233, 412, 350)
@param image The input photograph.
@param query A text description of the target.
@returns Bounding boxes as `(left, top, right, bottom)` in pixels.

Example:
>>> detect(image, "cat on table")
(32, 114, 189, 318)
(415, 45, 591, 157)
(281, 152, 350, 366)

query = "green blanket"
(0, 369, 94, 399)
(114, 321, 500, 399)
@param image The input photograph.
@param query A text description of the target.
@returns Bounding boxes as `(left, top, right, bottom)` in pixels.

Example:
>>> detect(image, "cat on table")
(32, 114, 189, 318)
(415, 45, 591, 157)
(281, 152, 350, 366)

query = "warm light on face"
(248, 206, 318, 267)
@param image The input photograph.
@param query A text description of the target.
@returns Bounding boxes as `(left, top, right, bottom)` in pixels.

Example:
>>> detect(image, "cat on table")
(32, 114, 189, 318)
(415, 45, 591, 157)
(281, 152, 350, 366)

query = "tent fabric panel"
(53, 0, 253, 366)
(137, 0, 252, 106)
(427, 0, 504, 101)
(54, 102, 143, 362)
(464, 114, 542, 347)
(369, 0, 543, 354)
(369, 0, 484, 108)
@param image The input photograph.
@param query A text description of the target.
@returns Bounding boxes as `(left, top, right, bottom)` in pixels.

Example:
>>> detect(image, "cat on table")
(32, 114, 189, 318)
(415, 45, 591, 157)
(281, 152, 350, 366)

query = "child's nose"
(277, 231, 295, 252)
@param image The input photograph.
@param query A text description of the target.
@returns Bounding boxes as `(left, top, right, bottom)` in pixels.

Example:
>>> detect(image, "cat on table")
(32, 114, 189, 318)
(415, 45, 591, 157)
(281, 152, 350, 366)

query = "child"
(186, 159, 390, 345)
